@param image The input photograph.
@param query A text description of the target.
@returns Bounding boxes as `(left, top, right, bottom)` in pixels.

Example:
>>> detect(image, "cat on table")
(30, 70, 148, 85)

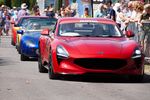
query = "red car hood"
(60, 37, 127, 57)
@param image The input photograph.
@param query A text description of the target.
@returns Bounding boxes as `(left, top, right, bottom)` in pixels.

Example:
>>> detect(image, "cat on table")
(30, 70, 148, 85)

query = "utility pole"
(91, 0, 93, 17)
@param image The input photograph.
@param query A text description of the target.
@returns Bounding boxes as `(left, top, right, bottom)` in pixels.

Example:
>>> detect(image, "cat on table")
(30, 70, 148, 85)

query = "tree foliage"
(0, 0, 36, 10)
(0, 0, 4, 6)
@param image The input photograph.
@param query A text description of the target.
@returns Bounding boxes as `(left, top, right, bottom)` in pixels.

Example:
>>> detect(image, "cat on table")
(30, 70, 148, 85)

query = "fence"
(142, 21, 150, 60)
(126, 21, 150, 62)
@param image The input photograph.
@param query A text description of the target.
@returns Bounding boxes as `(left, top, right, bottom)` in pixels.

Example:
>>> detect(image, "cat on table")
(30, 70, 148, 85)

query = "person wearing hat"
(0, 5, 5, 17)
(17, 3, 29, 19)
(11, 6, 18, 24)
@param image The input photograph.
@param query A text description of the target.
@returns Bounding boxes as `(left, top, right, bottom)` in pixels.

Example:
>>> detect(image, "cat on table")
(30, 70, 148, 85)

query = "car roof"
(57, 17, 116, 25)
(18, 16, 49, 21)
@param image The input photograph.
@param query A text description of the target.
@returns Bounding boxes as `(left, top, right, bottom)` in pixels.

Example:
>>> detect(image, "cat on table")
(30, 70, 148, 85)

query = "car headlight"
(57, 45, 69, 59)
(132, 47, 142, 59)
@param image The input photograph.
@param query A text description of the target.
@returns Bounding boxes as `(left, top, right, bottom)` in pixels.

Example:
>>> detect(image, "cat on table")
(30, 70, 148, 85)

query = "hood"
(21, 31, 41, 45)
(71, 38, 122, 54)
(59, 37, 129, 58)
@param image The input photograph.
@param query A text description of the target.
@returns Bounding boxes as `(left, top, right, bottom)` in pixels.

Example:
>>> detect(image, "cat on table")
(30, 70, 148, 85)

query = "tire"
(18, 47, 21, 54)
(129, 74, 144, 82)
(11, 38, 15, 46)
(20, 54, 28, 61)
(48, 53, 58, 79)
(16, 45, 21, 54)
(38, 52, 47, 73)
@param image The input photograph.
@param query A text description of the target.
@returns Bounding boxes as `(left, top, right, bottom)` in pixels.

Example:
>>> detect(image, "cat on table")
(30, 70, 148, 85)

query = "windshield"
(58, 22, 122, 37)
(23, 18, 57, 31)
(20, 18, 56, 30)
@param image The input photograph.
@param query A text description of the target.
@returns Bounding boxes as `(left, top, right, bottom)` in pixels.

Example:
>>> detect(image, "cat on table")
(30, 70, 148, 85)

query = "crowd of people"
(0, 0, 150, 57)
(0, 3, 30, 36)
(93, 0, 150, 58)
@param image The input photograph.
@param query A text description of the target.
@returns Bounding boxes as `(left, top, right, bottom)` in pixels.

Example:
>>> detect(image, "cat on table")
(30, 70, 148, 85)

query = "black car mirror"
(17, 30, 24, 35)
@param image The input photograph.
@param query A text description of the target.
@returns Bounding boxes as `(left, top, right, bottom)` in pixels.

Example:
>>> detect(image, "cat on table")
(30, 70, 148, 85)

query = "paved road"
(0, 36, 150, 100)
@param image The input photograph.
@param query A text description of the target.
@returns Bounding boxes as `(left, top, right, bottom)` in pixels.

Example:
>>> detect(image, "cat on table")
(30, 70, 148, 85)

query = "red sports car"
(38, 18, 144, 81)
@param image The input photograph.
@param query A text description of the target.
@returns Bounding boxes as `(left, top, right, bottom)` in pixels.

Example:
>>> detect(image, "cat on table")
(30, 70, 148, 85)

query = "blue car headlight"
(56, 45, 69, 59)
(132, 47, 142, 59)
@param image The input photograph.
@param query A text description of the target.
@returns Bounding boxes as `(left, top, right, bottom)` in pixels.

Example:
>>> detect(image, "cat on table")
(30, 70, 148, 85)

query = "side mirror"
(17, 30, 24, 35)
(41, 28, 50, 35)
(125, 30, 134, 38)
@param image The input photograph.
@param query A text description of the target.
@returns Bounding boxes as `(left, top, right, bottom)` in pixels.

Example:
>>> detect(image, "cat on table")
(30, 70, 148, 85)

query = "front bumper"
(54, 57, 144, 75)
(21, 46, 38, 58)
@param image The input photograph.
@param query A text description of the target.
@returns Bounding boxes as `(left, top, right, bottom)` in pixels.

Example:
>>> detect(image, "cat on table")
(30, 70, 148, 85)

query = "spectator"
(65, 5, 75, 17)
(0, 5, 5, 16)
(60, 7, 66, 17)
(2, 10, 10, 35)
(103, 0, 116, 21)
(140, 4, 150, 22)
(11, 7, 18, 23)
(4, 15, 10, 36)
(139, 4, 150, 56)
(113, 3, 121, 27)
(55, 10, 61, 19)
(124, 1, 143, 42)
(81, 8, 91, 18)
(94, 3, 107, 18)
(46, 4, 55, 18)
(0, 16, 3, 35)
(0, 6, 4, 35)
(18, 3, 29, 19)
(32, 2, 40, 16)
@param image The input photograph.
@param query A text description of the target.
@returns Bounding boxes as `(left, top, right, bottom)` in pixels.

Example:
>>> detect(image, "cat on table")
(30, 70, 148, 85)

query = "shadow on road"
(0, 58, 7, 66)
(0, 58, 17, 66)
(57, 73, 150, 83)
(21, 58, 38, 62)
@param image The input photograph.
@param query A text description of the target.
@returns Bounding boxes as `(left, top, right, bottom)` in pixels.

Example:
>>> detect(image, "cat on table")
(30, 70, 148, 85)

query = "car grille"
(74, 58, 127, 70)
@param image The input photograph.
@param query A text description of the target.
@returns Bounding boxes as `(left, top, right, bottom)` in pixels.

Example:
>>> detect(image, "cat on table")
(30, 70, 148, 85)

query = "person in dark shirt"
(103, 0, 116, 21)
(46, 4, 55, 18)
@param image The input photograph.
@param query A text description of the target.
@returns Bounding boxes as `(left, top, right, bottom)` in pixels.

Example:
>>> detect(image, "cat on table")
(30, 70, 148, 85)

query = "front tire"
(11, 38, 15, 46)
(129, 74, 144, 82)
(48, 53, 58, 79)
(20, 54, 28, 61)
(38, 51, 47, 73)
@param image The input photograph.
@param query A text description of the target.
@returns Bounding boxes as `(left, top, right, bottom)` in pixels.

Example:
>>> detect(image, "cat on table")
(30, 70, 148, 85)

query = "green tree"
(29, 0, 36, 10)
(5, 0, 11, 8)
(11, 0, 21, 7)
(0, 0, 4, 6)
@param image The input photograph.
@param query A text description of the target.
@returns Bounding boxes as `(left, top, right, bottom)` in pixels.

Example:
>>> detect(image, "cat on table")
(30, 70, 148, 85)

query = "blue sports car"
(18, 18, 57, 61)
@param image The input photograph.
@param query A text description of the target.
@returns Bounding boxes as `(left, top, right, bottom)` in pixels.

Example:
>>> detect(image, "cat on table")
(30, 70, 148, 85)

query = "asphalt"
(0, 36, 150, 100)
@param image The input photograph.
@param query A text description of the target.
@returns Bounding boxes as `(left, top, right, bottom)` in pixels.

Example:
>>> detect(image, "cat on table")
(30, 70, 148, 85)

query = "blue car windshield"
(58, 22, 122, 37)
(25, 18, 57, 31)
